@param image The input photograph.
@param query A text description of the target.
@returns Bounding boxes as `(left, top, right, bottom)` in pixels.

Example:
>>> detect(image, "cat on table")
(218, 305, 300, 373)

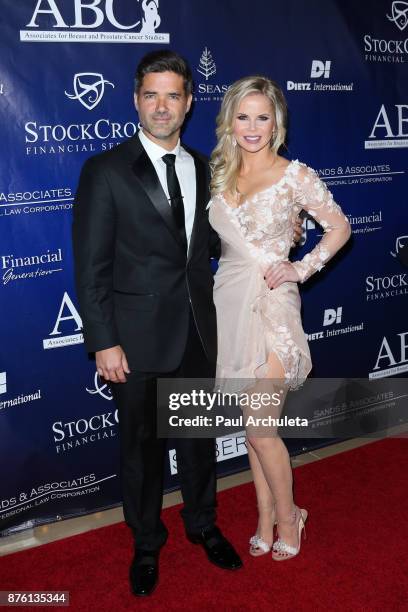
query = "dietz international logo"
(0, 372, 6, 395)
(0, 371, 42, 413)
(65, 73, 114, 110)
(306, 307, 364, 342)
(21, 0, 169, 43)
(391, 235, 408, 266)
(287, 60, 353, 93)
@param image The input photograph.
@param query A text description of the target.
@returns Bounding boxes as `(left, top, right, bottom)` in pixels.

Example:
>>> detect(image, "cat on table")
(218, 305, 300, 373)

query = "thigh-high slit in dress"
(208, 160, 350, 394)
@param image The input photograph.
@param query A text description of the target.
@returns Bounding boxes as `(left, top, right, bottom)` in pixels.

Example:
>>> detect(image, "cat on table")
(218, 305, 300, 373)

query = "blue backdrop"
(1, 0, 407, 535)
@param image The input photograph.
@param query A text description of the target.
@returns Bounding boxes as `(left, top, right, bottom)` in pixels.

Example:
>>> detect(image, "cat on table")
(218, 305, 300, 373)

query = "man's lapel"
(129, 136, 186, 253)
(186, 148, 209, 262)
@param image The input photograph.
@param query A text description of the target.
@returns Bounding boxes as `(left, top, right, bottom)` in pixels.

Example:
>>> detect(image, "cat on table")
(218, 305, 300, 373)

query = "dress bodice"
(209, 160, 349, 282)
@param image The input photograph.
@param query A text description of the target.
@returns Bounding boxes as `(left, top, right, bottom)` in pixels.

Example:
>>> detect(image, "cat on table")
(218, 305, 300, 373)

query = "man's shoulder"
(181, 143, 209, 166)
(81, 136, 140, 171)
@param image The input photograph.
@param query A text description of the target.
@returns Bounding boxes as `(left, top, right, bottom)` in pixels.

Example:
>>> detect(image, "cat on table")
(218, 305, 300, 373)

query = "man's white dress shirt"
(138, 130, 196, 248)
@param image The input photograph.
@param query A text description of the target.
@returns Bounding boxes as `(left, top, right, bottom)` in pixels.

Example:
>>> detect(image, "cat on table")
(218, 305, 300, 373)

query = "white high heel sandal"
(249, 505, 277, 557)
(272, 506, 308, 561)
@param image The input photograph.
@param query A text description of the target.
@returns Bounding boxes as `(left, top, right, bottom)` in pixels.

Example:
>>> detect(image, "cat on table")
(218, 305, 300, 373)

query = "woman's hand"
(264, 261, 300, 289)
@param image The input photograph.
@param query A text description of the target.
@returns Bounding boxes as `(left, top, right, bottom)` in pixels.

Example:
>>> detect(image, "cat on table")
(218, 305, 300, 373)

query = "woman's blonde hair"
(210, 76, 287, 195)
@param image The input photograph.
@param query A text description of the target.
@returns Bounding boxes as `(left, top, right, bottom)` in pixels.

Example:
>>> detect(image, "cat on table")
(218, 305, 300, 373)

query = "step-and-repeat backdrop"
(1, 0, 407, 535)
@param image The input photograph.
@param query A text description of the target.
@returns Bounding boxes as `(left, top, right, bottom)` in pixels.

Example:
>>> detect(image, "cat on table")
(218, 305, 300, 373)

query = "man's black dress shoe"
(130, 549, 159, 597)
(187, 525, 243, 570)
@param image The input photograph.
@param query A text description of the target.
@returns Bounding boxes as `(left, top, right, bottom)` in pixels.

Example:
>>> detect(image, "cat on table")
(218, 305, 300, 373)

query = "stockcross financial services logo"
(86, 372, 113, 401)
(364, 2, 408, 63)
(391, 235, 408, 266)
(287, 60, 353, 93)
(52, 410, 119, 453)
(21, 0, 169, 44)
(366, 104, 408, 149)
(365, 237, 408, 301)
(43, 292, 83, 349)
(24, 74, 137, 156)
(65, 73, 114, 110)
(194, 47, 229, 103)
(387, 1, 408, 31)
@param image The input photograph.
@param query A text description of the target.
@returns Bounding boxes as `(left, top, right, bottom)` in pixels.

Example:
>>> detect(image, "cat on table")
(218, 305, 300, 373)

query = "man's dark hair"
(134, 50, 193, 96)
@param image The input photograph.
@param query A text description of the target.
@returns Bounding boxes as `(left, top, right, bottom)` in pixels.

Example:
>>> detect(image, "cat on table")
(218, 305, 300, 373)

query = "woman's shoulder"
(206, 191, 225, 210)
(286, 159, 321, 183)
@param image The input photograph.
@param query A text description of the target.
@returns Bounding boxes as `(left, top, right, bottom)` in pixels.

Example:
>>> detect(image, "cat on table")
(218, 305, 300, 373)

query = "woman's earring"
(231, 137, 237, 148)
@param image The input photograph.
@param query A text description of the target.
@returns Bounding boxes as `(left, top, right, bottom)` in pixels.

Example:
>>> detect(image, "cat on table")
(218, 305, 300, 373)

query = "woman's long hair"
(210, 76, 288, 196)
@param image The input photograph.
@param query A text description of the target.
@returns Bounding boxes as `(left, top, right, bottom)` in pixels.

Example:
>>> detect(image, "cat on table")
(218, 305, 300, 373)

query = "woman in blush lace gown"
(208, 76, 350, 561)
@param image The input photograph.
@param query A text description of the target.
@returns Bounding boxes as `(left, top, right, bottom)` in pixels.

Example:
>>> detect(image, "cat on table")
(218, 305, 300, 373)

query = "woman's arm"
(264, 163, 350, 289)
(290, 164, 351, 283)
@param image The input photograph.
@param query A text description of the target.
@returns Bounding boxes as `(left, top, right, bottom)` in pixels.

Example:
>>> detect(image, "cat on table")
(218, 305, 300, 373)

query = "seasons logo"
(194, 47, 229, 102)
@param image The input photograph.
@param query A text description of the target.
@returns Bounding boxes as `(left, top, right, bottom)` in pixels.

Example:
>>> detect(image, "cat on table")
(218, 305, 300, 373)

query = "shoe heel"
(300, 509, 308, 540)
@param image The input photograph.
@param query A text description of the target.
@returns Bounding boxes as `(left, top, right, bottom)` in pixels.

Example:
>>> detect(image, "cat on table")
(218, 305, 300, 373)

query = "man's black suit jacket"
(72, 134, 220, 372)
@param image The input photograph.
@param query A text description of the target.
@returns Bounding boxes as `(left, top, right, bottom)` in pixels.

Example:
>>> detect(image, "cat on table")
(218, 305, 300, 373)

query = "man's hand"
(292, 214, 303, 245)
(96, 345, 130, 383)
(264, 262, 300, 289)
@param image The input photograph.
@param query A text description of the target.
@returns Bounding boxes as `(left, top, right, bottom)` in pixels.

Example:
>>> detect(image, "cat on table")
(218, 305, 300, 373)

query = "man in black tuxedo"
(72, 50, 242, 597)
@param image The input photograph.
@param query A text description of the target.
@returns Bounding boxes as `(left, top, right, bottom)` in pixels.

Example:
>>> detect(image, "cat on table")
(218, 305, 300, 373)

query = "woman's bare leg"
(246, 353, 302, 550)
(247, 440, 276, 547)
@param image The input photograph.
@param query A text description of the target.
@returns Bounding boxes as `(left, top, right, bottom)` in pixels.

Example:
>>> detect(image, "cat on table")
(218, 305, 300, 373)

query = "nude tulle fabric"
(208, 160, 350, 391)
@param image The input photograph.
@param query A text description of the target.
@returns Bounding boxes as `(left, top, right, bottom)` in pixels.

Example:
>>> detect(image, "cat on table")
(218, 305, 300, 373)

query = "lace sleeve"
(291, 164, 351, 283)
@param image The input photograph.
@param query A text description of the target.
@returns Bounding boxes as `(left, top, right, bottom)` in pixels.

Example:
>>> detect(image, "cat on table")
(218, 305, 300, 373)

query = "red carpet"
(1, 438, 407, 611)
